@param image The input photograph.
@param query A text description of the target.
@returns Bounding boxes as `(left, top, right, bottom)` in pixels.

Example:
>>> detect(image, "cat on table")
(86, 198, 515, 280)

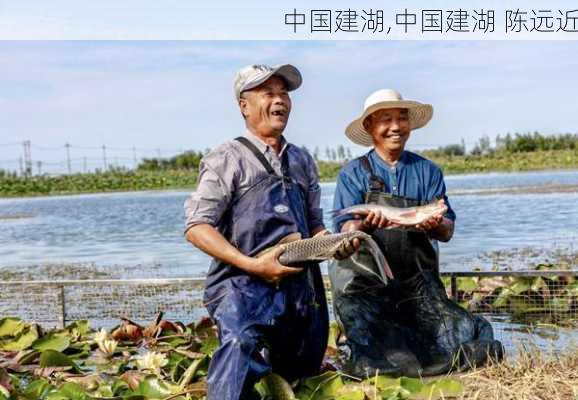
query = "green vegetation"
(1, 133, 577, 197)
(423, 148, 578, 175)
(0, 315, 464, 400)
(0, 169, 197, 197)
(137, 151, 205, 172)
(442, 263, 578, 326)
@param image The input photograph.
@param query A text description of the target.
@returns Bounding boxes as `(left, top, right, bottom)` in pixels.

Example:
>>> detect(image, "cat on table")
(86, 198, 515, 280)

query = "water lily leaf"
(256, 373, 296, 399)
(295, 371, 344, 399)
(509, 280, 533, 295)
(335, 384, 368, 400)
(64, 321, 90, 341)
(45, 382, 90, 400)
(409, 378, 463, 399)
(39, 350, 80, 373)
(365, 376, 400, 391)
(33, 334, 71, 352)
(530, 277, 548, 292)
(0, 325, 39, 351)
(400, 377, 424, 393)
(0, 318, 24, 338)
(22, 378, 54, 400)
(16, 349, 41, 365)
(133, 376, 179, 399)
(64, 374, 103, 392)
(111, 377, 132, 395)
(548, 297, 571, 313)
(178, 355, 209, 389)
(199, 336, 219, 355)
(168, 352, 189, 382)
(457, 277, 478, 293)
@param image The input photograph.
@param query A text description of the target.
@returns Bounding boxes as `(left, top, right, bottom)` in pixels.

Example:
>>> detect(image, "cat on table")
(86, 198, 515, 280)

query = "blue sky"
(1, 40, 578, 173)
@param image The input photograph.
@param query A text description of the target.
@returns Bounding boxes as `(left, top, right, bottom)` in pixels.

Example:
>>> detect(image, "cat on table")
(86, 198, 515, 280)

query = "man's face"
(364, 108, 411, 153)
(239, 76, 292, 137)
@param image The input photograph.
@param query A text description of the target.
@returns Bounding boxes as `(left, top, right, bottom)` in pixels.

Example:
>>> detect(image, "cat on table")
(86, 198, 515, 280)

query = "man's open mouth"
(271, 110, 286, 117)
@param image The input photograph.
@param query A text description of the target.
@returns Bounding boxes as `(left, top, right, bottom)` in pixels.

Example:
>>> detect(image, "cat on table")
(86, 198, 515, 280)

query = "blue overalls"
(203, 137, 329, 400)
(330, 155, 503, 378)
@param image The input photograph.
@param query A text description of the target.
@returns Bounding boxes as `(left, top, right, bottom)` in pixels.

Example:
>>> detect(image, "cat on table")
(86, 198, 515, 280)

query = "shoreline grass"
(1, 149, 577, 198)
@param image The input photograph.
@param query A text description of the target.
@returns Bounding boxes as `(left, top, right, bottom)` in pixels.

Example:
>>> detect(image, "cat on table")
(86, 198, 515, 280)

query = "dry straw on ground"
(458, 346, 578, 400)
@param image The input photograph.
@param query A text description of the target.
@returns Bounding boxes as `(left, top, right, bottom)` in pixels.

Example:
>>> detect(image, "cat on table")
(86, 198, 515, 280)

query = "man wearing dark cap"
(184, 64, 358, 400)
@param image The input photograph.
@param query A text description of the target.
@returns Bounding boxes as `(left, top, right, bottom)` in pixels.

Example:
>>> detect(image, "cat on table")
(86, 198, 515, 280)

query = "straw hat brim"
(345, 100, 433, 147)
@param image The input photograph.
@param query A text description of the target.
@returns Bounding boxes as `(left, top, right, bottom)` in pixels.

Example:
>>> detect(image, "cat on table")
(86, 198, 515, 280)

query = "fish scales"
(267, 231, 393, 284)
(278, 231, 370, 263)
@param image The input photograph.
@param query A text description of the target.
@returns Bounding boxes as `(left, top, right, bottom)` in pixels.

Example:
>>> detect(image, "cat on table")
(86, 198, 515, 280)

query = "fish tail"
(363, 237, 394, 283)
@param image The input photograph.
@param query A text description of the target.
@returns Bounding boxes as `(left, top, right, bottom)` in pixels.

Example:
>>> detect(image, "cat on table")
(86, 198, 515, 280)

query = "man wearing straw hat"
(184, 64, 358, 400)
(330, 89, 502, 377)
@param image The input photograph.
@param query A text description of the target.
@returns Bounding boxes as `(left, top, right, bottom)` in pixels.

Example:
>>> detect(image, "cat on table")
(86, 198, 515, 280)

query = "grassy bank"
(1, 149, 577, 197)
(425, 148, 578, 175)
(318, 149, 578, 180)
(0, 170, 197, 198)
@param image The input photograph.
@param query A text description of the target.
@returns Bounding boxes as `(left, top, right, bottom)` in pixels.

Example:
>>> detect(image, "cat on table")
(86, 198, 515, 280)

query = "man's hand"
(357, 210, 401, 231)
(414, 213, 444, 232)
(186, 224, 303, 284)
(314, 227, 361, 260)
(414, 199, 445, 236)
(334, 237, 361, 260)
(251, 247, 303, 284)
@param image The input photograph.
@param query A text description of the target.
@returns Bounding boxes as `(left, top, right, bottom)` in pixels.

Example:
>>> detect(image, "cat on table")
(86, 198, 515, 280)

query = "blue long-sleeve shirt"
(333, 149, 456, 232)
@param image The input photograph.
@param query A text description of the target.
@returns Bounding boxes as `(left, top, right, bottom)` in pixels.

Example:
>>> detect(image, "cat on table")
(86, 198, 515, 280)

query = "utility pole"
(22, 140, 32, 177)
(156, 148, 161, 159)
(36, 161, 42, 176)
(65, 143, 72, 174)
(132, 146, 137, 168)
(102, 145, 108, 171)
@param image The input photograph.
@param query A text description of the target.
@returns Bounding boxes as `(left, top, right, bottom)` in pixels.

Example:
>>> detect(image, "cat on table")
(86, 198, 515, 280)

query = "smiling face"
(238, 76, 292, 138)
(363, 108, 411, 155)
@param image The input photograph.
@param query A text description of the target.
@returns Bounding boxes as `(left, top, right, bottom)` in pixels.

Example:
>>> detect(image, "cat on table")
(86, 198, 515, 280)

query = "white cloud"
(1, 41, 577, 173)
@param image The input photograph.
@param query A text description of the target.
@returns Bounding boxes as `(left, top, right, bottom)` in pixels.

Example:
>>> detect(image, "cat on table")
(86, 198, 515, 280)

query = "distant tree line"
(132, 132, 578, 172)
(422, 132, 578, 158)
(135, 146, 356, 172)
(136, 150, 207, 171)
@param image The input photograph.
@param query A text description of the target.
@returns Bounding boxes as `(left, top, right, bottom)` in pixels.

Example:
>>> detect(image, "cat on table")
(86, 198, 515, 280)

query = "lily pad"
(33, 334, 71, 352)
(0, 318, 24, 338)
(39, 350, 81, 373)
(409, 378, 463, 399)
(257, 373, 296, 400)
(45, 382, 90, 400)
(0, 325, 39, 351)
(133, 376, 180, 399)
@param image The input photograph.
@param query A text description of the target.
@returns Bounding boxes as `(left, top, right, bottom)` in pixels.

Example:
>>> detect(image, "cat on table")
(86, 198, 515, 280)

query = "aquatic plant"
(0, 315, 467, 399)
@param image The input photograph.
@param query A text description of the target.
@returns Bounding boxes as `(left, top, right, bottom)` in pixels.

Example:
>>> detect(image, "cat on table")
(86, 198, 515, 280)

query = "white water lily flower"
(93, 328, 108, 344)
(135, 351, 168, 373)
(98, 339, 118, 355)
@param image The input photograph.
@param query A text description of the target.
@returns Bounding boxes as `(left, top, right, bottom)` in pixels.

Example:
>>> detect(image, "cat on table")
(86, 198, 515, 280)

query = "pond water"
(1, 169, 577, 277)
(1, 169, 577, 353)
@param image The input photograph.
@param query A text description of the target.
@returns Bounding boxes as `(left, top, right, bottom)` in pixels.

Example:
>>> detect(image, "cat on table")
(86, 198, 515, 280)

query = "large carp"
(257, 231, 393, 285)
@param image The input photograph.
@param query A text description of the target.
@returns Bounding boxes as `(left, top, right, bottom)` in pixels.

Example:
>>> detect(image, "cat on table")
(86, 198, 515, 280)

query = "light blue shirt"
(333, 149, 456, 231)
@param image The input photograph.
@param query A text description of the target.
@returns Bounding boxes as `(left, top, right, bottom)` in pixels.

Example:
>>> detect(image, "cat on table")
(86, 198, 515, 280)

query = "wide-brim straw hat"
(345, 89, 433, 146)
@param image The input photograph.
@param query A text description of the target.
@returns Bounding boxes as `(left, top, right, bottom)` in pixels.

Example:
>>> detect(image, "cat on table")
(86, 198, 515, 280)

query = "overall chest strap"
(359, 155, 385, 192)
(235, 136, 277, 175)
